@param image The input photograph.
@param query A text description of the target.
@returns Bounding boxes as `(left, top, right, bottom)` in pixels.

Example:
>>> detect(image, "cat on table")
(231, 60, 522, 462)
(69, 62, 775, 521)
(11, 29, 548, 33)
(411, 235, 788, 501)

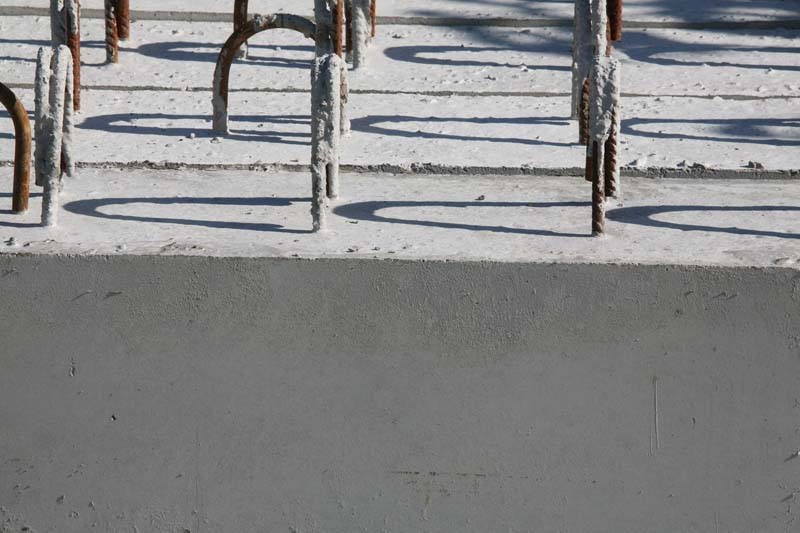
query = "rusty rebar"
(212, 14, 316, 133)
(370, 0, 376, 38)
(579, 77, 590, 146)
(65, 0, 81, 111)
(234, 0, 249, 58)
(0, 83, 31, 213)
(104, 0, 118, 63)
(345, 0, 352, 55)
(608, 0, 622, 41)
(590, 141, 605, 235)
(234, 0, 249, 30)
(333, 0, 344, 57)
(116, 0, 130, 40)
(604, 105, 620, 198)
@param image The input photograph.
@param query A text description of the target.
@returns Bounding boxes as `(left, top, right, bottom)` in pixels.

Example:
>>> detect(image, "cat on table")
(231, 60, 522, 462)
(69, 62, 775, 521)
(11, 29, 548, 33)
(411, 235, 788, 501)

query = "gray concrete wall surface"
(1, 254, 799, 532)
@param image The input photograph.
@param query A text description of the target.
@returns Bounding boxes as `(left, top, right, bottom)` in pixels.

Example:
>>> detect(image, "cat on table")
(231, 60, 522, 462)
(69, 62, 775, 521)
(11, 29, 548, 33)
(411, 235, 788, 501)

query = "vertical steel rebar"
(608, 0, 623, 41)
(350, 0, 370, 68)
(34, 47, 52, 188)
(234, 0, 249, 59)
(345, 0, 352, 57)
(65, 0, 81, 110)
(40, 46, 72, 227)
(0, 83, 32, 213)
(604, 103, 620, 198)
(311, 53, 342, 231)
(334, 0, 344, 57)
(571, 0, 591, 121)
(370, 0, 376, 38)
(116, 0, 130, 40)
(104, 0, 119, 63)
(579, 78, 590, 146)
(591, 141, 605, 235)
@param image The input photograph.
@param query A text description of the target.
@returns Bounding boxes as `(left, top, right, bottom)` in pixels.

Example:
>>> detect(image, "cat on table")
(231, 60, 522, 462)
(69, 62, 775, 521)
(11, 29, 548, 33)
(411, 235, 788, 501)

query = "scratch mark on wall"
(653, 376, 660, 453)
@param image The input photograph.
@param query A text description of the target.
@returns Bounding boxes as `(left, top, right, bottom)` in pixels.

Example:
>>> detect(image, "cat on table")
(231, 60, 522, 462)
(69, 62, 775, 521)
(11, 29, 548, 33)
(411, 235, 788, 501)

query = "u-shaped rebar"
(212, 14, 317, 133)
(0, 83, 32, 214)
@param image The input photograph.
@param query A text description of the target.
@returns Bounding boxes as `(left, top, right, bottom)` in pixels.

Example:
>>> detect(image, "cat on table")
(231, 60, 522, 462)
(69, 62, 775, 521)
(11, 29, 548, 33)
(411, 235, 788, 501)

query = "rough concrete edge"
(1, 250, 798, 272)
(1, 7, 800, 29)
(0, 160, 796, 180)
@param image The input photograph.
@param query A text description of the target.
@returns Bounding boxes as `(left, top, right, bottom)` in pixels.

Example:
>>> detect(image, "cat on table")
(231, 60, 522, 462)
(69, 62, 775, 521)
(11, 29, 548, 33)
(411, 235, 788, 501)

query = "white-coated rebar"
(571, 0, 591, 120)
(50, 0, 66, 45)
(590, 0, 609, 56)
(35, 46, 72, 227)
(587, 55, 621, 193)
(314, 0, 334, 57)
(310, 53, 342, 231)
(349, 0, 370, 69)
(34, 47, 53, 187)
(62, 50, 75, 179)
(339, 59, 350, 136)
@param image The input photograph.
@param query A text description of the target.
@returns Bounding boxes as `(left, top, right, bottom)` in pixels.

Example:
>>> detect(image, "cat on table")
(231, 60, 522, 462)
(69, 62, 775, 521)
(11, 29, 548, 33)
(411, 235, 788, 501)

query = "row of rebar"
(2, 0, 626, 236)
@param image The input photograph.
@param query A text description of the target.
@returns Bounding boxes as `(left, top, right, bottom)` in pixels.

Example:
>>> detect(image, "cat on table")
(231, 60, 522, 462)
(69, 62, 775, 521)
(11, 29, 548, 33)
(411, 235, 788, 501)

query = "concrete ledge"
(1, 253, 799, 532)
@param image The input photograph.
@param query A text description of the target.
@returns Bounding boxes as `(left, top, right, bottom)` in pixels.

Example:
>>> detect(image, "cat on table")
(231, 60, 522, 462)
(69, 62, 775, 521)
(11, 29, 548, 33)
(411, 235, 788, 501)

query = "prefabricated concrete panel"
(0, 254, 798, 532)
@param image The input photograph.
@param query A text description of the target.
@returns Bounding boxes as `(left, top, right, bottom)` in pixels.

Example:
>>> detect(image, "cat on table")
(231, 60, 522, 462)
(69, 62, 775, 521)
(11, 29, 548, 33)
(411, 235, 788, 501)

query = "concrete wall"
(1, 254, 798, 532)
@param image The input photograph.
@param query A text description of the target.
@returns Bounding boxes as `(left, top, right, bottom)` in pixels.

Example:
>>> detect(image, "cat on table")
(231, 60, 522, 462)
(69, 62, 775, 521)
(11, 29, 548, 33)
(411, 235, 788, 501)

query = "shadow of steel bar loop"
(0, 83, 32, 214)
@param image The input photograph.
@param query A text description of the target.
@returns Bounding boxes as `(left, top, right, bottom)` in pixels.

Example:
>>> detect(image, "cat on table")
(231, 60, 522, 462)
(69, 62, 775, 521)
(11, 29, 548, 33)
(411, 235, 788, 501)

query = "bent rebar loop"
(35, 46, 75, 227)
(212, 14, 317, 134)
(0, 83, 32, 214)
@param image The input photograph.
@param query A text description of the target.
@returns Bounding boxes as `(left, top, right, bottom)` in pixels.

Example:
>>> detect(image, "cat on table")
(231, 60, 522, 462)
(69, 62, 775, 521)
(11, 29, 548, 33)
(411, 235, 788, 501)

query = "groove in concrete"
(1, 159, 796, 180)
(1, 6, 799, 30)
(4, 82, 798, 101)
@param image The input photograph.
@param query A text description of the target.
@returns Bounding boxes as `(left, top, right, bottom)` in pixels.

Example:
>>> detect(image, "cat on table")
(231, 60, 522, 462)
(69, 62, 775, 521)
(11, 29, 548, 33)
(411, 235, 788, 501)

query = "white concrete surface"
(0, 169, 798, 268)
(1, 19, 799, 98)
(4, 89, 800, 173)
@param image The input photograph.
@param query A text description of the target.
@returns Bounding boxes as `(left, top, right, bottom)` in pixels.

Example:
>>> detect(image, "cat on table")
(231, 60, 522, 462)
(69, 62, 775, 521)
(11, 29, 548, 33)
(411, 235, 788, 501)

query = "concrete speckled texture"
(0, 255, 799, 532)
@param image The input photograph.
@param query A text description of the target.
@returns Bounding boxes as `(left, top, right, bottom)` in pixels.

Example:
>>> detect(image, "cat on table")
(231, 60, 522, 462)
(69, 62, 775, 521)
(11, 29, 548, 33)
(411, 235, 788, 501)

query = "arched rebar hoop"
(233, 1, 346, 59)
(0, 83, 32, 214)
(212, 14, 317, 133)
